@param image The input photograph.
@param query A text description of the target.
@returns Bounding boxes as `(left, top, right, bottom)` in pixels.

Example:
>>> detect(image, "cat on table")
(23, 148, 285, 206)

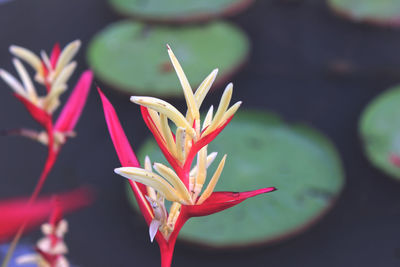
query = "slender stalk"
(159, 243, 175, 267)
(1, 127, 57, 267)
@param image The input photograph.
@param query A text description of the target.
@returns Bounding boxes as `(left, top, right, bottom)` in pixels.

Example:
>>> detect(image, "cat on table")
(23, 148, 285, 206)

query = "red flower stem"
(159, 242, 174, 267)
(158, 212, 188, 267)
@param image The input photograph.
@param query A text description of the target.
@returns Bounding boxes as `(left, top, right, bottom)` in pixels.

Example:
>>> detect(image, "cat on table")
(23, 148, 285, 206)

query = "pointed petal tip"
(96, 86, 103, 95)
(9, 45, 18, 53)
(166, 44, 171, 50)
(130, 96, 138, 103)
(71, 39, 82, 48)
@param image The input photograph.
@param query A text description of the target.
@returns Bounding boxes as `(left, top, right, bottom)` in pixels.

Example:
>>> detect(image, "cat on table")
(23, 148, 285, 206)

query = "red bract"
(99, 88, 276, 267)
(0, 187, 93, 244)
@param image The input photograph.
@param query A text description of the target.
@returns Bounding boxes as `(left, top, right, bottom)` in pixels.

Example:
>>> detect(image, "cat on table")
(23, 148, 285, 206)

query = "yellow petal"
(190, 152, 218, 177)
(153, 163, 193, 204)
(115, 167, 184, 203)
(221, 101, 242, 123)
(202, 83, 233, 137)
(159, 114, 177, 157)
(167, 44, 199, 120)
(52, 61, 77, 90)
(55, 40, 81, 76)
(144, 156, 157, 200)
(202, 105, 214, 131)
(194, 69, 218, 108)
(9, 45, 42, 71)
(12, 58, 37, 103)
(131, 96, 196, 138)
(175, 127, 186, 163)
(197, 155, 227, 205)
(0, 68, 27, 98)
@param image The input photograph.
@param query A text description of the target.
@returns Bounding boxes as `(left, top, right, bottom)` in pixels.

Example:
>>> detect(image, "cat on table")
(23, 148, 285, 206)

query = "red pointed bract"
(186, 187, 277, 217)
(140, 106, 181, 172)
(14, 94, 51, 128)
(0, 187, 93, 243)
(98, 88, 152, 223)
(50, 43, 61, 69)
(54, 70, 93, 133)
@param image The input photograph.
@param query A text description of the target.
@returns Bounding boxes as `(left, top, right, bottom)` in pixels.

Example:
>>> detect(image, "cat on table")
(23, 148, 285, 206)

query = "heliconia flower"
(0, 41, 93, 196)
(0, 42, 93, 266)
(0, 187, 93, 244)
(99, 45, 276, 267)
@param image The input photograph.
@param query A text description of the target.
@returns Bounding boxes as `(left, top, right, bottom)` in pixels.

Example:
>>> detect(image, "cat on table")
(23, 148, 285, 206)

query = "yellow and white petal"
(166, 202, 181, 228)
(43, 84, 67, 113)
(52, 61, 76, 90)
(153, 163, 192, 204)
(221, 101, 242, 123)
(0, 68, 28, 98)
(115, 167, 184, 203)
(41, 223, 53, 235)
(190, 151, 218, 177)
(144, 156, 157, 200)
(194, 68, 218, 108)
(12, 58, 38, 103)
(202, 105, 214, 131)
(159, 114, 177, 157)
(131, 96, 196, 138)
(202, 83, 233, 137)
(192, 147, 208, 199)
(54, 40, 81, 76)
(175, 127, 186, 163)
(197, 154, 227, 205)
(40, 50, 52, 72)
(148, 109, 164, 139)
(55, 220, 68, 237)
(166, 45, 199, 121)
(9, 45, 42, 72)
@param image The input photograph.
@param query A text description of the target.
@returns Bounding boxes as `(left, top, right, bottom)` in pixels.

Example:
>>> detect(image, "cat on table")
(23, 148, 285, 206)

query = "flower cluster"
(16, 208, 70, 267)
(99, 45, 276, 267)
(0, 40, 92, 151)
(0, 41, 93, 267)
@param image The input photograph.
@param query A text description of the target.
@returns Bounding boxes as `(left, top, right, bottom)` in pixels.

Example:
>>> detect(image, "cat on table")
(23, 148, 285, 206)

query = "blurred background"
(1, 0, 400, 266)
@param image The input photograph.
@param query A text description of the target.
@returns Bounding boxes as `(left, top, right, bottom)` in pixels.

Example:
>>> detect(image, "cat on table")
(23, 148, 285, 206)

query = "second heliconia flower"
(100, 44, 276, 267)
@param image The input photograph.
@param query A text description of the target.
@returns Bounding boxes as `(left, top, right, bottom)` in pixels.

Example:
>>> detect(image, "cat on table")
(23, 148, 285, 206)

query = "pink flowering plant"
(0, 41, 93, 202)
(99, 45, 276, 267)
(0, 40, 93, 266)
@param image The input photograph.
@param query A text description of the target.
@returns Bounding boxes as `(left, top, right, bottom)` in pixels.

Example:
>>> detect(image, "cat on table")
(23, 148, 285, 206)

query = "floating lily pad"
(87, 21, 249, 97)
(360, 85, 400, 180)
(328, 0, 400, 27)
(108, 0, 254, 23)
(127, 111, 345, 247)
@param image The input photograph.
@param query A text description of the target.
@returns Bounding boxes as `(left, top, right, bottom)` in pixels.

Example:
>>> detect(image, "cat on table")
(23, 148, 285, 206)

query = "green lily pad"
(87, 21, 249, 97)
(328, 0, 400, 27)
(108, 0, 254, 23)
(127, 111, 345, 247)
(360, 85, 400, 179)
